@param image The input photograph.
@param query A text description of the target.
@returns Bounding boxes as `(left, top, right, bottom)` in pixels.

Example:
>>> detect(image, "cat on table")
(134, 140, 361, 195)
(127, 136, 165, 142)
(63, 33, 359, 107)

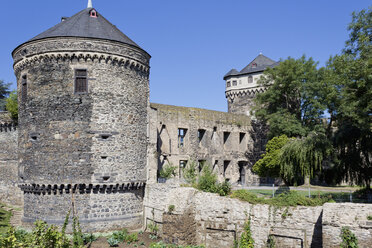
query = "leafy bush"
(126, 233, 139, 243)
(159, 164, 177, 179)
(367, 215, 372, 221)
(196, 166, 231, 196)
(239, 219, 254, 248)
(340, 227, 358, 248)
(82, 233, 97, 245)
(107, 236, 120, 247)
(183, 161, 198, 184)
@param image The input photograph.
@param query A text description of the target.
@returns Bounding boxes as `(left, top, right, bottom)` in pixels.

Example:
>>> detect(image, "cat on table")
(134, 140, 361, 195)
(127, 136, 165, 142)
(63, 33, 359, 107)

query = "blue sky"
(1, 1, 370, 112)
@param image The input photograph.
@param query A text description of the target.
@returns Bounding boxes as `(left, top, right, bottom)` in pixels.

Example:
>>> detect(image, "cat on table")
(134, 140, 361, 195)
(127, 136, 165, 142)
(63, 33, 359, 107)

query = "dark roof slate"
(29, 8, 142, 49)
(224, 54, 278, 80)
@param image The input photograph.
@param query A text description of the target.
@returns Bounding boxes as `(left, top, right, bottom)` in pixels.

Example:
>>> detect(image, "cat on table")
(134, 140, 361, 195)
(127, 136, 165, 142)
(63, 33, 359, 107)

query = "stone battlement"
(0, 123, 17, 132)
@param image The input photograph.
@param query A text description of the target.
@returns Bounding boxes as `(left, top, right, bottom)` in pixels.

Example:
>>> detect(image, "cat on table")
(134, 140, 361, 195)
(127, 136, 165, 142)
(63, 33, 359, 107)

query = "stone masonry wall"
(12, 37, 150, 230)
(144, 183, 372, 248)
(0, 120, 21, 206)
(148, 103, 269, 186)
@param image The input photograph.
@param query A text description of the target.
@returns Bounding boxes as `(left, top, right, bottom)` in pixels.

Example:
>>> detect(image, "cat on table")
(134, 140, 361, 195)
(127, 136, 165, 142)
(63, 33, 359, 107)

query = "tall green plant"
(183, 160, 197, 184)
(340, 227, 358, 248)
(5, 91, 18, 121)
(239, 219, 254, 248)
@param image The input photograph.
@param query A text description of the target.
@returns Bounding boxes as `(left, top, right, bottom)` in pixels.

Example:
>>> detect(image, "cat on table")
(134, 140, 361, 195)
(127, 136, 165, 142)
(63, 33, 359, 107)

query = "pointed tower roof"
(224, 54, 278, 80)
(240, 54, 277, 74)
(28, 7, 142, 50)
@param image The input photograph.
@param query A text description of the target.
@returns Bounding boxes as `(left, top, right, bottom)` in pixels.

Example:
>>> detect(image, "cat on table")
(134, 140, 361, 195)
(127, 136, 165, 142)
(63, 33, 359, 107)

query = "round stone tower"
(12, 5, 150, 231)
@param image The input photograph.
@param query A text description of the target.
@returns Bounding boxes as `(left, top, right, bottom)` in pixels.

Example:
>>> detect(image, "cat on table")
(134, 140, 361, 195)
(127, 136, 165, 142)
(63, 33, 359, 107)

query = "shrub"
(367, 215, 372, 221)
(159, 164, 177, 179)
(183, 161, 198, 184)
(239, 219, 254, 248)
(107, 236, 120, 247)
(82, 233, 97, 245)
(267, 235, 275, 248)
(168, 205, 175, 214)
(126, 233, 139, 243)
(196, 166, 231, 196)
(340, 226, 358, 248)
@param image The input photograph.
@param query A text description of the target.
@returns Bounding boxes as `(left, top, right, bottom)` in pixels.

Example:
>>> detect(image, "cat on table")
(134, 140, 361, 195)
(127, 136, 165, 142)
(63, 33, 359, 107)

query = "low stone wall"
(144, 183, 372, 248)
(0, 125, 22, 206)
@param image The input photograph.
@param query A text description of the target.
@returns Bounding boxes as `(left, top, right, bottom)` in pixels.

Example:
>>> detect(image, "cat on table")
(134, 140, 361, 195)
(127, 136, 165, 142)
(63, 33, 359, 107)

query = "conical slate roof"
(224, 54, 278, 80)
(29, 8, 141, 49)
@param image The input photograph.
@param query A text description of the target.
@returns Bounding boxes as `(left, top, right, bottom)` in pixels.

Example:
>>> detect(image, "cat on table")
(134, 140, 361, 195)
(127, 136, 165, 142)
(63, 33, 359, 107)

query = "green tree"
(254, 56, 326, 139)
(0, 80, 11, 111)
(325, 7, 372, 188)
(5, 91, 18, 121)
(252, 135, 290, 178)
(279, 132, 333, 185)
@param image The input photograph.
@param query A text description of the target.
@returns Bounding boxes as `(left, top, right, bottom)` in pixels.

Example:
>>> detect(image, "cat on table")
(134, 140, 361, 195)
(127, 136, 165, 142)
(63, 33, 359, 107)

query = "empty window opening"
(223, 132, 231, 144)
(198, 129, 206, 143)
(101, 156, 108, 159)
(227, 81, 231, 87)
(240, 133, 246, 143)
(74, 69, 88, 94)
(22, 75, 27, 103)
(232, 80, 237, 86)
(179, 160, 188, 178)
(223, 161, 230, 177)
(100, 134, 111, 140)
(102, 176, 110, 181)
(178, 128, 187, 148)
(213, 160, 218, 171)
(248, 76, 253, 84)
(213, 126, 217, 132)
(30, 134, 38, 141)
(198, 160, 206, 172)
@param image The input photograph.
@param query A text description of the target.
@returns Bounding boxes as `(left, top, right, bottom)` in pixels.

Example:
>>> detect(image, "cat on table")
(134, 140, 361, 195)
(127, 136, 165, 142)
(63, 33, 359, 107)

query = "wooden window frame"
(74, 69, 88, 94)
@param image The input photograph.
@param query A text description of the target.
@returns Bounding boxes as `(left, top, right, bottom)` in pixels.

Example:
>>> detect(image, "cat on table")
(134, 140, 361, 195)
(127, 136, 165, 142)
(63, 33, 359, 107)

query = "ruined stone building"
(0, 3, 275, 231)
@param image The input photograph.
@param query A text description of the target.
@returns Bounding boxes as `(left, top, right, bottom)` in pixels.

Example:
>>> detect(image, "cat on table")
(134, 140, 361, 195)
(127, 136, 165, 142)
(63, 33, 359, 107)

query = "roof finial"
(87, 0, 93, 8)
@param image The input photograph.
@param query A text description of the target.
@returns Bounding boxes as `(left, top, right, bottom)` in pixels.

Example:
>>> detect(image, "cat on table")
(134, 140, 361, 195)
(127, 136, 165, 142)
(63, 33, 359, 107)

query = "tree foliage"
(279, 132, 333, 185)
(0, 80, 11, 111)
(252, 135, 290, 178)
(254, 56, 326, 139)
(324, 7, 372, 188)
(6, 91, 18, 121)
(253, 7, 371, 187)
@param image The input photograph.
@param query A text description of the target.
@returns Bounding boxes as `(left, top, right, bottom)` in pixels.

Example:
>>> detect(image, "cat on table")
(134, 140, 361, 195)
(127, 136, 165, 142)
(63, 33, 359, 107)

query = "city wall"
(0, 112, 21, 206)
(144, 182, 372, 248)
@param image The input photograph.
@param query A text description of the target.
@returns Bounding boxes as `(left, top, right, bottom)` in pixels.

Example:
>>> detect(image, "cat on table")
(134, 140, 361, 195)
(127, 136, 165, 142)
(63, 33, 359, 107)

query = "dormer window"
(251, 63, 257, 68)
(90, 9, 97, 18)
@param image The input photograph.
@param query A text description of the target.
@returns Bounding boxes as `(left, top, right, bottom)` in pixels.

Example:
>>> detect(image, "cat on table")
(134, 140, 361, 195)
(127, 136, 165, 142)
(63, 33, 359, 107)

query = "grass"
(230, 190, 333, 206)
(0, 203, 12, 234)
(243, 189, 369, 203)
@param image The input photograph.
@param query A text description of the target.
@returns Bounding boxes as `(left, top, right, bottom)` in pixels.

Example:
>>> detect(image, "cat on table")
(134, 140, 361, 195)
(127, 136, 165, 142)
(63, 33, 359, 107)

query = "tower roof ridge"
(24, 8, 143, 50)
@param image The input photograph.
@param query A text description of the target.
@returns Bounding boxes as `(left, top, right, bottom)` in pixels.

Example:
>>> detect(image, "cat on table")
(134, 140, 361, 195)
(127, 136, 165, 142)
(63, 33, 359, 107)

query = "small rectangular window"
(178, 128, 187, 148)
(232, 80, 237, 86)
(223, 160, 230, 177)
(179, 160, 187, 168)
(248, 76, 253, 84)
(239, 132, 246, 144)
(22, 75, 27, 103)
(198, 129, 206, 143)
(198, 160, 206, 172)
(75, 69, 88, 93)
(223, 132, 230, 144)
(227, 81, 231, 87)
